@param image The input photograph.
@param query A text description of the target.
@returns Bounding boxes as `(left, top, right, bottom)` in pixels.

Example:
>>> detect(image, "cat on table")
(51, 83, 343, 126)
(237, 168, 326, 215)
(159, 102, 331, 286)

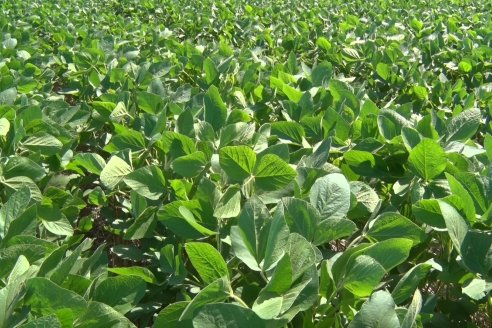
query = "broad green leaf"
(103, 129, 146, 153)
(343, 255, 386, 297)
(219, 146, 256, 183)
(154, 302, 192, 328)
(107, 266, 158, 284)
(408, 138, 447, 181)
(18, 315, 61, 328)
(439, 201, 468, 251)
(24, 277, 87, 317)
(392, 263, 432, 304)
(171, 151, 208, 178)
(213, 185, 241, 219)
(282, 197, 319, 242)
(446, 108, 481, 142)
(74, 301, 136, 328)
(231, 197, 272, 271)
(100, 156, 132, 189)
(367, 212, 426, 245)
(352, 238, 413, 272)
(461, 230, 492, 276)
(314, 218, 357, 245)
(445, 173, 475, 222)
(348, 181, 380, 219)
(41, 216, 74, 237)
(282, 84, 303, 103)
(203, 58, 218, 85)
(0, 118, 10, 136)
(20, 133, 63, 156)
(193, 303, 265, 328)
(271, 121, 305, 145)
(185, 242, 229, 285)
(262, 206, 290, 271)
(254, 154, 296, 191)
(311, 62, 333, 87)
(462, 279, 492, 301)
(49, 238, 92, 285)
(347, 290, 399, 328)
(67, 153, 106, 175)
(376, 62, 390, 80)
(401, 290, 423, 328)
(0, 88, 16, 105)
(179, 277, 230, 320)
(204, 86, 227, 133)
(123, 165, 166, 200)
(93, 276, 146, 314)
(160, 131, 196, 159)
(136, 91, 163, 114)
(1, 176, 42, 201)
(0, 187, 30, 240)
(179, 206, 217, 236)
(309, 173, 351, 220)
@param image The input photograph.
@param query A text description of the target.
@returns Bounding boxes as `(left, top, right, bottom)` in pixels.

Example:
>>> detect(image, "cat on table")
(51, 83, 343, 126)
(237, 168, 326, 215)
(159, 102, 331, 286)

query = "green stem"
(230, 293, 249, 308)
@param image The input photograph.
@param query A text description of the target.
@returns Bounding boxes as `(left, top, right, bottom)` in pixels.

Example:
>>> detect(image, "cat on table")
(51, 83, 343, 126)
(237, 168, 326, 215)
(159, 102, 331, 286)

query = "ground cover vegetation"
(0, 0, 491, 327)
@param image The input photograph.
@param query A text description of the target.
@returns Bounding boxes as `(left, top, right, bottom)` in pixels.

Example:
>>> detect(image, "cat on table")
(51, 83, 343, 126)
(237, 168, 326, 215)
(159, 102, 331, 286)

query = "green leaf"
(311, 62, 333, 87)
(461, 230, 492, 275)
(0, 187, 30, 240)
(401, 290, 423, 328)
(213, 185, 241, 219)
(24, 277, 87, 317)
(219, 146, 256, 183)
(18, 315, 61, 328)
(254, 154, 296, 191)
(193, 303, 265, 328)
(446, 108, 481, 142)
(100, 156, 132, 190)
(413, 85, 428, 100)
(1, 176, 42, 201)
(367, 212, 426, 245)
(154, 302, 192, 328)
(392, 263, 432, 304)
(123, 165, 166, 200)
(271, 121, 305, 145)
(185, 242, 229, 285)
(0, 88, 16, 105)
(136, 91, 164, 114)
(376, 62, 390, 80)
(282, 84, 303, 103)
(262, 206, 290, 271)
(203, 58, 218, 85)
(0, 117, 10, 136)
(179, 206, 217, 236)
(93, 276, 146, 314)
(352, 238, 413, 272)
(67, 153, 106, 175)
(445, 173, 476, 222)
(439, 201, 468, 251)
(309, 173, 351, 220)
(21, 133, 63, 156)
(107, 266, 158, 284)
(231, 197, 272, 271)
(179, 277, 230, 320)
(74, 301, 136, 328)
(347, 290, 399, 328)
(171, 151, 208, 178)
(343, 255, 386, 297)
(314, 218, 357, 245)
(462, 279, 492, 301)
(282, 198, 319, 242)
(204, 86, 227, 133)
(408, 138, 447, 181)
